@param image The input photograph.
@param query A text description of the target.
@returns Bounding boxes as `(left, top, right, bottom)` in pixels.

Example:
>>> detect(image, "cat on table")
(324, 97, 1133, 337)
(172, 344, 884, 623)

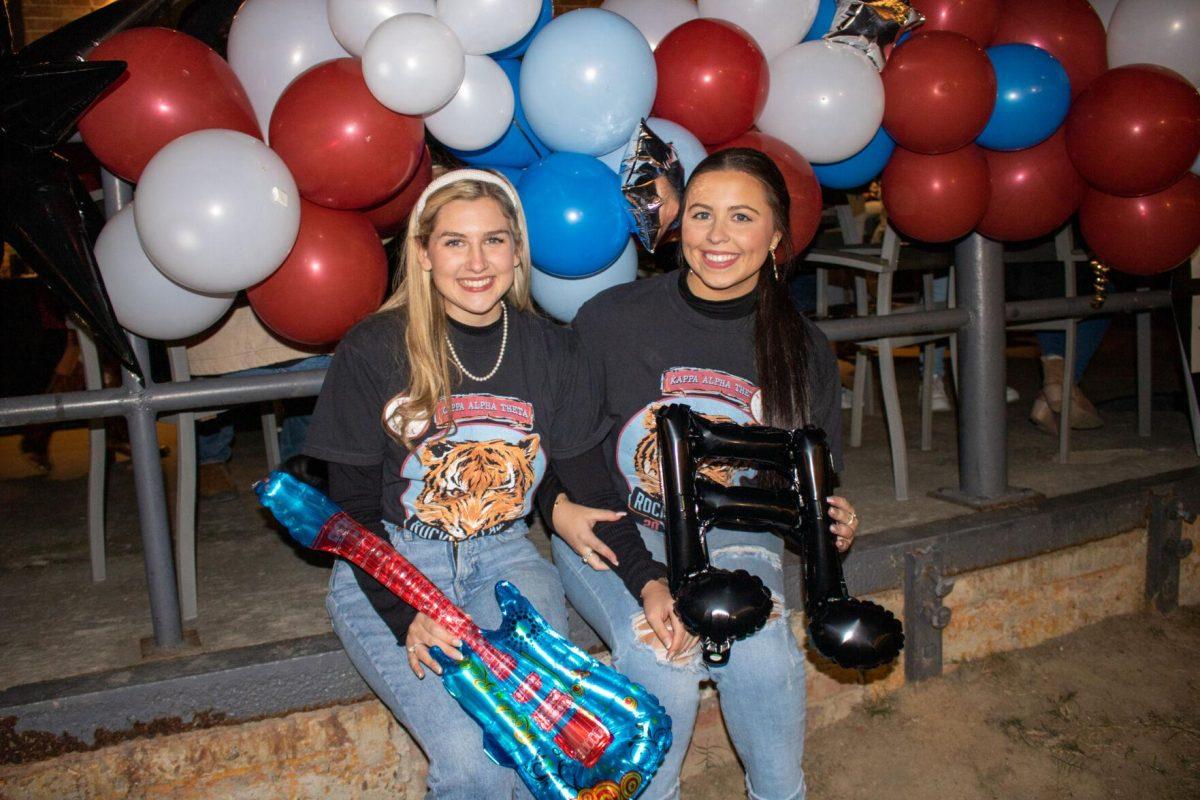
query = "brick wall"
(14, 0, 606, 48)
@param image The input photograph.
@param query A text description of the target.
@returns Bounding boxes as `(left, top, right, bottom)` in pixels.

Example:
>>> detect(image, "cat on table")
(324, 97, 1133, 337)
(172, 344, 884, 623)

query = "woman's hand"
(826, 495, 860, 552)
(641, 578, 698, 660)
(551, 493, 622, 571)
(405, 612, 466, 679)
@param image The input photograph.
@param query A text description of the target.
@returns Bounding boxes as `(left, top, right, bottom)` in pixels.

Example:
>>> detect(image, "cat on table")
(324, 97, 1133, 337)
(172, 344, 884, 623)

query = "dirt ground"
(681, 606, 1200, 800)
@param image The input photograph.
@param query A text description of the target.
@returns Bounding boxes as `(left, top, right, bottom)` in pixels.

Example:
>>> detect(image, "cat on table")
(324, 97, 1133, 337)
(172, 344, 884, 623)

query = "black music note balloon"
(655, 403, 904, 669)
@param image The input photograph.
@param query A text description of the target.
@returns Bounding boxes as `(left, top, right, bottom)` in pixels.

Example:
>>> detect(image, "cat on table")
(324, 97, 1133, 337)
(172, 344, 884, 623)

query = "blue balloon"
(518, 153, 631, 278)
(978, 44, 1071, 152)
(532, 239, 638, 322)
(812, 127, 896, 189)
(489, 0, 552, 59)
(449, 59, 548, 169)
(487, 165, 525, 186)
(802, 0, 838, 42)
(520, 8, 656, 156)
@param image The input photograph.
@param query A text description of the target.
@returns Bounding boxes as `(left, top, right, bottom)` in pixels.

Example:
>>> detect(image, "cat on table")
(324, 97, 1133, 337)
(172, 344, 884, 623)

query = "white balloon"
(134, 130, 301, 295)
(96, 206, 235, 341)
(698, 0, 818, 61)
(757, 41, 884, 164)
(1108, 0, 1200, 86)
(436, 0, 541, 55)
(600, 0, 698, 50)
(327, 0, 436, 56)
(532, 238, 638, 323)
(228, 0, 351, 139)
(424, 54, 515, 150)
(1087, 0, 1120, 29)
(598, 141, 626, 174)
(363, 14, 465, 115)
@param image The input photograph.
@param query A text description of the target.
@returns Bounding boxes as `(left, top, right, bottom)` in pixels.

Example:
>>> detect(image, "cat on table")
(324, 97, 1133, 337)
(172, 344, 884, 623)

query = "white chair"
(75, 333, 280, 619)
(807, 221, 958, 500)
(72, 322, 108, 583)
(167, 344, 280, 621)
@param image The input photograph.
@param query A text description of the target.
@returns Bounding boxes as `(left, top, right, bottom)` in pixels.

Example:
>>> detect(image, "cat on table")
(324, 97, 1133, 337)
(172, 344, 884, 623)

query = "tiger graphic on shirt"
(630, 407, 741, 498)
(385, 392, 545, 541)
(617, 367, 763, 530)
(414, 436, 540, 540)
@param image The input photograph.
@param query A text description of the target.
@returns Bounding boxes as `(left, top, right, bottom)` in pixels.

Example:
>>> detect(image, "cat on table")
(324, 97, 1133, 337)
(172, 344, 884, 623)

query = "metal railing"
(0, 172, 1182, 648)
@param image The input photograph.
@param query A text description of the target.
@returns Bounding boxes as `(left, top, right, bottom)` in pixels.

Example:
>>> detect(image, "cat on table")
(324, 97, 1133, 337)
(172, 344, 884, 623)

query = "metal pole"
(935, 234, 1037, 508)
(122, 341, 184, 647)
(957, 234, 1007, 497)
(102, 169, 185, 649)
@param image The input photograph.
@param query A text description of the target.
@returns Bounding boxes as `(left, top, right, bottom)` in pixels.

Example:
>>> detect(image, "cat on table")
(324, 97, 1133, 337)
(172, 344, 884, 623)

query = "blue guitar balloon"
(256, 472, 671, 800)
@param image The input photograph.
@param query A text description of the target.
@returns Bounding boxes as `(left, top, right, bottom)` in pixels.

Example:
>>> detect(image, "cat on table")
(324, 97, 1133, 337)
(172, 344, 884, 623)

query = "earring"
(769, 249, 780, 282)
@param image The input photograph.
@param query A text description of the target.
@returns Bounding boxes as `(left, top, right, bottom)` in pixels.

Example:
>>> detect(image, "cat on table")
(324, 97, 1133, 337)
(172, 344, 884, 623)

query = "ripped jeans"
(552, 528, 807, 800)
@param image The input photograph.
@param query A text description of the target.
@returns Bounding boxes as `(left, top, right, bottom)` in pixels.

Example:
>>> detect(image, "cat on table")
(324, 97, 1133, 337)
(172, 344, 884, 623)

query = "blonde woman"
(302, 170, 679, 799)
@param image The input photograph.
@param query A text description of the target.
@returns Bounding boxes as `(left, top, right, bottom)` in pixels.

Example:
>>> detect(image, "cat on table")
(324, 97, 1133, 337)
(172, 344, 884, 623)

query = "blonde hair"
(380, 176, 533, 446)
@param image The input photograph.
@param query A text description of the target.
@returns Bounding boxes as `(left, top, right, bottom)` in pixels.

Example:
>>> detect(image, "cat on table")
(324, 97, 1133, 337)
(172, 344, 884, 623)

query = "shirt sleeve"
(303, 331, 391, 466)
(805, 320, 845, 474)
(549, 446, 669, 601)
(544, 326, 610, 460)
(327, 461, 418, 643)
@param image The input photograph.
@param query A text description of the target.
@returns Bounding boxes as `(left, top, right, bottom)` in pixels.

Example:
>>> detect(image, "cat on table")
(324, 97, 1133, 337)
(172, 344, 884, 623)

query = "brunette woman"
(546, 149, 860, 800)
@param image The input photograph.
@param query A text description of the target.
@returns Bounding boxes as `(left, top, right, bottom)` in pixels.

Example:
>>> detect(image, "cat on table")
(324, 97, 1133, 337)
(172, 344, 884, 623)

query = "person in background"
(1029, 321, 1109, 434)
(185, 305, 330, 501)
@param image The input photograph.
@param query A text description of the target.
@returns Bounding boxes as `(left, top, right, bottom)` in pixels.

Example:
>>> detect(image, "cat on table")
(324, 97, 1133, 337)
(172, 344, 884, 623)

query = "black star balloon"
(1, 0, 170, 374)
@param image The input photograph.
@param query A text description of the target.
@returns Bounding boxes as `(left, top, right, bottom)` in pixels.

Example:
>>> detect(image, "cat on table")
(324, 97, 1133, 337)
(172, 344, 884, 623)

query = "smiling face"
(680, 169, 783, 302)
(418, 197, 519, 326)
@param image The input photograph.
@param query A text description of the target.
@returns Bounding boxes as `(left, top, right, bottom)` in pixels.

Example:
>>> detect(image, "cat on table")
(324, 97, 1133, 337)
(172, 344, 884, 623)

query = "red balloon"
(653, 19, 769, 145)
(269, 58, 424, 210)
(362, 146, 434, 237)
(1078, 175, 1200, 276)
(978, 129, 1087, 242)
(881, 31, 996, 155)
(248, 201, 388, 344)
(78, 27, 260, 182)
(881, 145, 991, 243)
(1066, 65, 1200, 198)
(910, 0, 1001, 47)
(714, 131, 823, 254)
(991, 0, 1106, 99)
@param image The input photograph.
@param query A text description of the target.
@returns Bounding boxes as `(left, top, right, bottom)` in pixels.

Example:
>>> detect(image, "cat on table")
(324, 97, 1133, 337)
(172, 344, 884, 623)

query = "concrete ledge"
(1, 469, 1197, 797)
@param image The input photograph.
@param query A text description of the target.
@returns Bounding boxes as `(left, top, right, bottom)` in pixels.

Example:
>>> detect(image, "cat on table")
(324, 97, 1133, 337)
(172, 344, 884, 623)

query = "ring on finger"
(580, 546, 595, 564)
(406, 645, 417, 654)
(848, 511, 858, 526)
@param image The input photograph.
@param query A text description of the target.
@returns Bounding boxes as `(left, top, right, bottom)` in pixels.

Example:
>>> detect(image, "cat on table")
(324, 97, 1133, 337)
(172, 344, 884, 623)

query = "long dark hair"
(682, 148, 812, 429)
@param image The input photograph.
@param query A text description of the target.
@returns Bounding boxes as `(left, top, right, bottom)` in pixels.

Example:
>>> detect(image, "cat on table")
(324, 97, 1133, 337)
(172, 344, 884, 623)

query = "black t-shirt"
(305, 306, 607, 541)
(573, 269, 844, 532)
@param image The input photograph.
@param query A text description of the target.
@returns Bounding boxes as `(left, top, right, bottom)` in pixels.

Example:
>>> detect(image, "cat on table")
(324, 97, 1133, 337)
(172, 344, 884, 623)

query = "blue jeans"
(553, 528, 807, 800)
(1037, 319, 1110, 383)
(196, 355, 331, 464)
(326, 521, 569, 800)
(921, 276, 950, 379)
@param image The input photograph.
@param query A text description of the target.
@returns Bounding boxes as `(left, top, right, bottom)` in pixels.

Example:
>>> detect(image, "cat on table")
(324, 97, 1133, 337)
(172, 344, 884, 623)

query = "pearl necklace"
(446, 302, 508, 382)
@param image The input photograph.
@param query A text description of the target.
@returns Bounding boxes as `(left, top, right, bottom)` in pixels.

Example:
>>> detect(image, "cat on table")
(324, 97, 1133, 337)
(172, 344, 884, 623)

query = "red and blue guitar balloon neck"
(256, 472, 671, 800)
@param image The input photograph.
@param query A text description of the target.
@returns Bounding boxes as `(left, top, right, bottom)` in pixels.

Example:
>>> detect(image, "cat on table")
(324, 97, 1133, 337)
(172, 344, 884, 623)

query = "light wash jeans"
(326, 520, 568, 800)
(196, 355, 331, 465)
(552, 528, 807, 800)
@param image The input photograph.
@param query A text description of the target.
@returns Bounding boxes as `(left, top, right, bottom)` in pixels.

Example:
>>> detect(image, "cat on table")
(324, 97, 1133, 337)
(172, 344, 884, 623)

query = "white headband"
(411, 168, 526, 225)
